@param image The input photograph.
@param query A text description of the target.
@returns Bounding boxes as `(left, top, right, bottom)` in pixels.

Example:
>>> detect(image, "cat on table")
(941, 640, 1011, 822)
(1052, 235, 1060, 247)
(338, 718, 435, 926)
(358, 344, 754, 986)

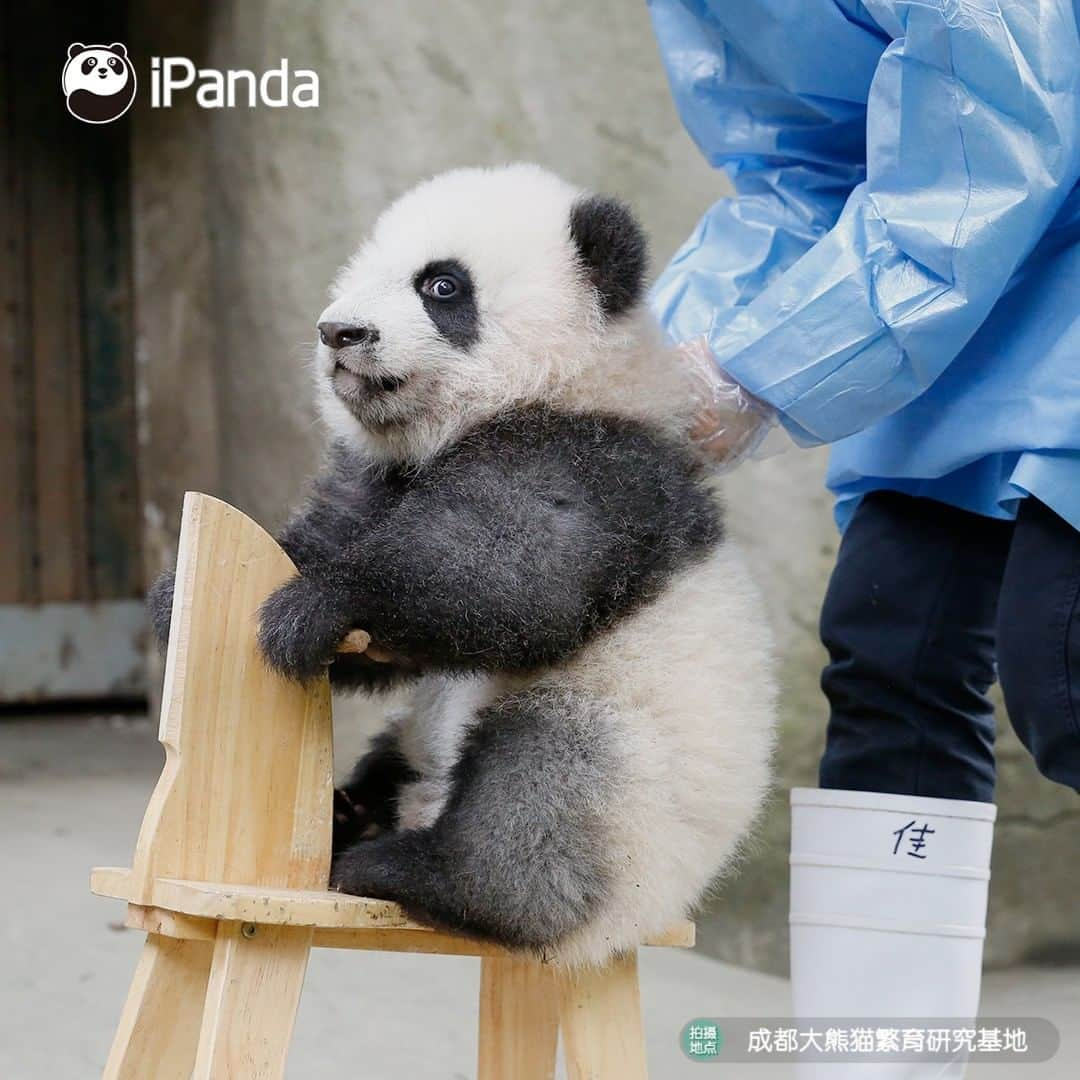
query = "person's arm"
(648, 0, 877, 341)
(651, 0, 1080, 447)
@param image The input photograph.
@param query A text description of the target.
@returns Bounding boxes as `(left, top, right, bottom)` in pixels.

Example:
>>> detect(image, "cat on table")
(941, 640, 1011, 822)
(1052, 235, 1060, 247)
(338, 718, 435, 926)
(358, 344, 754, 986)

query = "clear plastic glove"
(675, 336, 784, 472)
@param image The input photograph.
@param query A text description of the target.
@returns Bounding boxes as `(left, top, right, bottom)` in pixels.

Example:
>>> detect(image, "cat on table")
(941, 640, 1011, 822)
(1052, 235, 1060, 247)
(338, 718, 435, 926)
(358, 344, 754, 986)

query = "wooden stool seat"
(92, 866, 695, 952)
(92, 493, 694, 1078)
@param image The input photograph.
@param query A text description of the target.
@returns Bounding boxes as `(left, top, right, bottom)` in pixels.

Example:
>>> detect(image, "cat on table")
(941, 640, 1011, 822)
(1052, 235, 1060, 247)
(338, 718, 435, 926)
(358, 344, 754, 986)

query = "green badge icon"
(681, 1018, 723, 1061)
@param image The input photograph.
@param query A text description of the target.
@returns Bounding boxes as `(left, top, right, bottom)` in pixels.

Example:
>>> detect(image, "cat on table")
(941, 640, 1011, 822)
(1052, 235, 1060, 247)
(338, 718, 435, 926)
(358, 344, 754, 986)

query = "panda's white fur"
(283, 165, 777, 967)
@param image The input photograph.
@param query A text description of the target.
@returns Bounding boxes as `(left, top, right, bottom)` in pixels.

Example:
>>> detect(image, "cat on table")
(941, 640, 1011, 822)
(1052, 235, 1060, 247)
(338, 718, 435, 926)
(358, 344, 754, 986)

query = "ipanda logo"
(63, 43, 137, 124)
(150, 57, 319, 109)
(63, 43, 319, 123)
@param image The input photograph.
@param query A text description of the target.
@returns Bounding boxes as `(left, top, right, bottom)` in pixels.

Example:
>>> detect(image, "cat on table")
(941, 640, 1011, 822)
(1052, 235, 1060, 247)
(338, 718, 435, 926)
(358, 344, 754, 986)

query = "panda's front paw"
(257, 575, 352, 682)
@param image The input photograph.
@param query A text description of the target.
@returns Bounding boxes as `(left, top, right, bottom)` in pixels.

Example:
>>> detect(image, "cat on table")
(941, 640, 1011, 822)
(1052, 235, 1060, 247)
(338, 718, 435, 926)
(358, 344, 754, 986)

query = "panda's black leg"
(330, 687, 617, 951)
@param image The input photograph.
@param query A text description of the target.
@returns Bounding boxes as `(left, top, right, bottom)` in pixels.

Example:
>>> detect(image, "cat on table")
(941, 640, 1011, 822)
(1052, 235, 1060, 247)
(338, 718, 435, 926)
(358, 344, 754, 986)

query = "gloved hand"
(676, 336, 782, 472)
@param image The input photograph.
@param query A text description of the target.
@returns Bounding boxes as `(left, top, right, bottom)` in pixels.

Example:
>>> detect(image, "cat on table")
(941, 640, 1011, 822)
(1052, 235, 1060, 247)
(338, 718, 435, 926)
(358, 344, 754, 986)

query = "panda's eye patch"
(108, 57, 122, 71)
(413, 259, 479, 349)
(82, 56, 97, 74)
(421, 274, 460, 301)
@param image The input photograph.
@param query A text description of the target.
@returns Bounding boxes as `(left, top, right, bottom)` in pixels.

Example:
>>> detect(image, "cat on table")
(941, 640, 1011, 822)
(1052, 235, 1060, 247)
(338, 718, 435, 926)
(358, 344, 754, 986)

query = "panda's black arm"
(257, 411, 721, 680)
(256, 475, 604, 678)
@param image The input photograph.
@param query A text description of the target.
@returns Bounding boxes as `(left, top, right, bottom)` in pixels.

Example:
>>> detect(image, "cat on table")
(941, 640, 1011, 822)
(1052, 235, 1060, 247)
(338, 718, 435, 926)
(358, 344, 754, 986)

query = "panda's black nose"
(318, 322, 378, 350)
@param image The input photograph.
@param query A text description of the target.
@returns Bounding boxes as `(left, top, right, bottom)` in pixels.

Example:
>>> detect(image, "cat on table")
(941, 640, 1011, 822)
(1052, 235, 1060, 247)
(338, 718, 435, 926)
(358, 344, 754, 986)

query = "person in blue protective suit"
(648, 0, 1080, 1073)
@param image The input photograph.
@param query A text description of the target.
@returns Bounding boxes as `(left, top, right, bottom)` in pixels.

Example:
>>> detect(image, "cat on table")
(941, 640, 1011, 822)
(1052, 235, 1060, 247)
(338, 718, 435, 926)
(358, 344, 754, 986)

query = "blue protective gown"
(648, 0, 1080, 531)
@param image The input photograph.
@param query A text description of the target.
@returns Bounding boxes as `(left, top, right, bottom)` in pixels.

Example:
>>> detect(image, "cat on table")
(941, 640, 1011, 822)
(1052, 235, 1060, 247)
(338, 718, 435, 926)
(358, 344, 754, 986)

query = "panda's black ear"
(569, 195, 648, 318)
(108, 43, 128, 58)
(68, 42, 87, 59)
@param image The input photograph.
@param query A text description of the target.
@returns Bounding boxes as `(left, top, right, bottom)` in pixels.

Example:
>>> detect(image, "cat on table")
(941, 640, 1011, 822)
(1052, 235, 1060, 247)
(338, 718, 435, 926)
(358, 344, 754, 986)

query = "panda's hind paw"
(333, 788, 382, 854)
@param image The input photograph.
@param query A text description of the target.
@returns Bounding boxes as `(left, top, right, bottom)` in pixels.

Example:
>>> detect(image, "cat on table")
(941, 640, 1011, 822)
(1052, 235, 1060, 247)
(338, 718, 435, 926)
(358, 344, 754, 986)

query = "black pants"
(819, 491, 1080, 803)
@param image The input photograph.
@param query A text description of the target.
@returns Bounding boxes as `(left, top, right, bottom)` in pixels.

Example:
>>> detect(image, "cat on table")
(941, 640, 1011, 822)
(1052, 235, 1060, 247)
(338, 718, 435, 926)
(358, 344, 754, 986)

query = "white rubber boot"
(789, 787, 996, 1078)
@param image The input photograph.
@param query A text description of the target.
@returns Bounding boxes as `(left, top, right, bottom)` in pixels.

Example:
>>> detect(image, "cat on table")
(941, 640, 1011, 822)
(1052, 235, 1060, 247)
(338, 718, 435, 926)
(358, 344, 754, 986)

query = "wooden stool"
(91, 493, 694, 1079)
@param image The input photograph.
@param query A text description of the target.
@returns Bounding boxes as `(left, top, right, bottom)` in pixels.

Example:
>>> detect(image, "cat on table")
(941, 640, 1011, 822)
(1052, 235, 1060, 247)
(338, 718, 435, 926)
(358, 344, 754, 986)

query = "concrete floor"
(1, 716, 1076, 1079)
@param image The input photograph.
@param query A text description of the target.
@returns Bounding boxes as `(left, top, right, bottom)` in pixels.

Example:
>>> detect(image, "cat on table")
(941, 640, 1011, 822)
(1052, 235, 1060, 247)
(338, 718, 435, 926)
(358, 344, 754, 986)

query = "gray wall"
(133, 0, 1080, 975)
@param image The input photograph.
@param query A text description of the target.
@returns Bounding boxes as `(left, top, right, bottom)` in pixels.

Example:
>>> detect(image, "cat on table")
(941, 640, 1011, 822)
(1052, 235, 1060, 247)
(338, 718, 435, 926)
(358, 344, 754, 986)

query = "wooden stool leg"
(192, 922, 314, 1079)
(556, 951, 648, 1080)
(104, 933, 214, 1079)
(478, 956, 559, 1080)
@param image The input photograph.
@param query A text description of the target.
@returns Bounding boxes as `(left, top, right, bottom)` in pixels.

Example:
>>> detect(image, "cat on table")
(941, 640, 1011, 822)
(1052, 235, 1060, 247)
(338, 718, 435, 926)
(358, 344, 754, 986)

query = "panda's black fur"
(150, 165, 776, 966)
(257, 406, 722, 684)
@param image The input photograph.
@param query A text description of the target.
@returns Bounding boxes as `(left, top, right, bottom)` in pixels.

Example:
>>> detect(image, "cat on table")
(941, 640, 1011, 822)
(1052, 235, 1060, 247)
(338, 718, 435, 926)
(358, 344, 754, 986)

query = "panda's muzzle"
(319, 321, 405, 396)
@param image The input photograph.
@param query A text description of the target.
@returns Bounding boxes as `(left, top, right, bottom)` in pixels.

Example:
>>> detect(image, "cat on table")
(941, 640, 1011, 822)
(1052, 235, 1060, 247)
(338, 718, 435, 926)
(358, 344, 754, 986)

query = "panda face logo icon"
(62, 43, 136, 124)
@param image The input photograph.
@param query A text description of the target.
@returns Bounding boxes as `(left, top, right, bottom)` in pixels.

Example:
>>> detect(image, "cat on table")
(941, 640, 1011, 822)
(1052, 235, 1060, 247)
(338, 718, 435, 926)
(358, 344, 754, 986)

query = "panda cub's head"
(62, 43, 136, 124)
(316, 165, 673, 465)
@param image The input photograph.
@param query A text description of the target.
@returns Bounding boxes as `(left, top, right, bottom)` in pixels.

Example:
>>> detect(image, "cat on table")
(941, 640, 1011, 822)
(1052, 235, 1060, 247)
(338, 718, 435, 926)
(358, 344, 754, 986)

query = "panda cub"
(152, 164, 777, 968)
